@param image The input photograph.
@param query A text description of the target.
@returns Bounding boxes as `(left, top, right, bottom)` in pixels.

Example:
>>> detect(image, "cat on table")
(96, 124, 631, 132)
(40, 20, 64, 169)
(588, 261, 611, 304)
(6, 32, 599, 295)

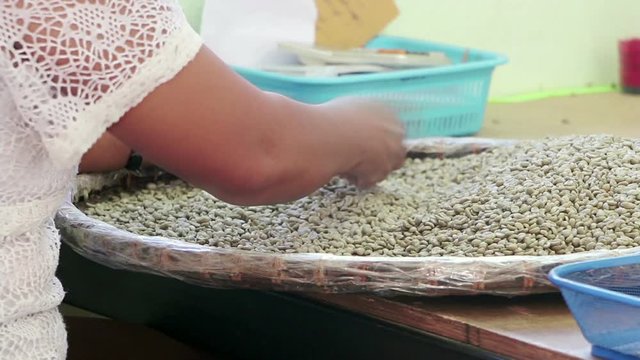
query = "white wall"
(384, 0, 639, 97)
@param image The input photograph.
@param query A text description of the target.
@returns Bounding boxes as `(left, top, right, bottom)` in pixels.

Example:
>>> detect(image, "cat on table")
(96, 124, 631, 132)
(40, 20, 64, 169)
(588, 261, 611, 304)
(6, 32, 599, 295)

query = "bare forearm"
(111, 48, 357, 205)
(223, 94, 359, 204)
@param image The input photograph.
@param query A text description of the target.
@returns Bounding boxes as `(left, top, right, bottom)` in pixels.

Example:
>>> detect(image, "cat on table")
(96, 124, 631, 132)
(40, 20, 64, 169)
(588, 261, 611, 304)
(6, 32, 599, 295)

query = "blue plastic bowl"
(234, 36, 507, 139)
(549, 255, 640, 359)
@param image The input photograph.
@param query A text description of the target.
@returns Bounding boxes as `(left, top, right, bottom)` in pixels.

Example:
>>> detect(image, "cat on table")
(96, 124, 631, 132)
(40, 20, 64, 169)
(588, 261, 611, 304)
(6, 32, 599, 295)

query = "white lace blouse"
(0, 1, 201, 358)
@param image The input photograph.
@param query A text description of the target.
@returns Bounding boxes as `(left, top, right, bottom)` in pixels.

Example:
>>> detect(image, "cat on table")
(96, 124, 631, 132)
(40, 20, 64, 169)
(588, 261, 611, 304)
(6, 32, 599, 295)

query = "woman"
(0, 1, 405, 358)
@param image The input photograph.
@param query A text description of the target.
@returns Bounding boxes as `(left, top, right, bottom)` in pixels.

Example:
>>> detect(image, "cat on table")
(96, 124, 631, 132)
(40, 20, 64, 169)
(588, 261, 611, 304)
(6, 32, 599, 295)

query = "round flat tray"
(57, 138, 640, 296)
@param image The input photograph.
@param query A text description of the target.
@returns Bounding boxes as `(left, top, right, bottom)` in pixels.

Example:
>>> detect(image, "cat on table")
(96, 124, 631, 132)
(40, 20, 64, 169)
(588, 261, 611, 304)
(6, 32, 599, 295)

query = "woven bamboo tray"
(56, 138, 640, 296)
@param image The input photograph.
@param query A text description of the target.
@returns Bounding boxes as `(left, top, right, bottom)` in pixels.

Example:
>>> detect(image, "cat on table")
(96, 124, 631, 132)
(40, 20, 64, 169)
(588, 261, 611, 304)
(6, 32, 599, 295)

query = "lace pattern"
(0, 310, 67, 360)
(0, 1, 202, 358)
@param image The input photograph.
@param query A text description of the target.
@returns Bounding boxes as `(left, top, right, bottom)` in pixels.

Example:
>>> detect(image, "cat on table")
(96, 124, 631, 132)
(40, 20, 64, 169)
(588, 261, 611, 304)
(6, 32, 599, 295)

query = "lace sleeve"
(0, 0, 202, 168)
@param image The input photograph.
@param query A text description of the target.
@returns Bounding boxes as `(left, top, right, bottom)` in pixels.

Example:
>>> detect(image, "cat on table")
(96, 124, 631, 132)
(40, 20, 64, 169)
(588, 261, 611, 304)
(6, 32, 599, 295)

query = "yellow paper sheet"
(315, 0, 399, 49)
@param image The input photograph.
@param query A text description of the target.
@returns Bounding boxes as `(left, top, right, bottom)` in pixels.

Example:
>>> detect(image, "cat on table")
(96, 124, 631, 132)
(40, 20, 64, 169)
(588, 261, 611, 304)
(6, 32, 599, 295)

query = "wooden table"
(307, 93, 640, 360)
(310, 294, 594, 360)
(481, 92, 640, 139)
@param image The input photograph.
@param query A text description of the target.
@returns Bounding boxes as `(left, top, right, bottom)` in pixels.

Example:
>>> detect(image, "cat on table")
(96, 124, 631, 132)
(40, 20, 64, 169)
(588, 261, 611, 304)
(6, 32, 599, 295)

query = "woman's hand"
(321, 98, 406, 188)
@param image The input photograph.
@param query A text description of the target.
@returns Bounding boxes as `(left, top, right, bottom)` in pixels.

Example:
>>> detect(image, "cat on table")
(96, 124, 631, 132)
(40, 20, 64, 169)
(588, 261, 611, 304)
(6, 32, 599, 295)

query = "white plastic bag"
(200, 0, 317, 68)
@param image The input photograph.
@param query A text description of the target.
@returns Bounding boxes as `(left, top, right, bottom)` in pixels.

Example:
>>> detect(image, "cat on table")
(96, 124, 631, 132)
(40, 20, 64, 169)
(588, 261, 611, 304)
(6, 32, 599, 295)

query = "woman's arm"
(110, 47, 405, 206)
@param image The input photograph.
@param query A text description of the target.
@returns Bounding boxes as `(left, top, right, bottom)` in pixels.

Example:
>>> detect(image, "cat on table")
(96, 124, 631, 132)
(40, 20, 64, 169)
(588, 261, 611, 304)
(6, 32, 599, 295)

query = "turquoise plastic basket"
(234, 36, 507, 139)
(549, 255, 640, 360)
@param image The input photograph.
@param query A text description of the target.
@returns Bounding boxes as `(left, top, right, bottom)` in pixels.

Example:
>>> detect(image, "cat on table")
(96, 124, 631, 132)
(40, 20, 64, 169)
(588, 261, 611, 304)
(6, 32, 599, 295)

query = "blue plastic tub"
(234, 36, 507, 139)
(549, 255, 640, 359)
